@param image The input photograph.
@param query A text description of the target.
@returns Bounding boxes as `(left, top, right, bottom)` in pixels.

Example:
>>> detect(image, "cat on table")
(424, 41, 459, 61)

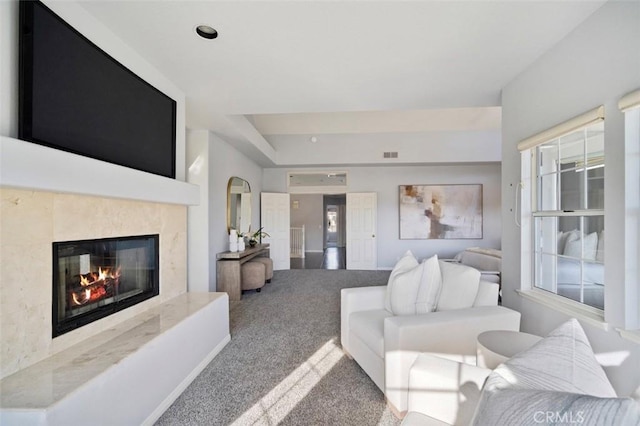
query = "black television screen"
(19, 0, 176, 179)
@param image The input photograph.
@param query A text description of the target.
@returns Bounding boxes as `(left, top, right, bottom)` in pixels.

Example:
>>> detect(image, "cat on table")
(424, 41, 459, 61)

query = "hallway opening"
(289, 194, 346, 270)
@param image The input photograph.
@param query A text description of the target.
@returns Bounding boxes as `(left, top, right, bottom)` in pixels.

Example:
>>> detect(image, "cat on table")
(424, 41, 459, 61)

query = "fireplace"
(53, 234, 159, 337)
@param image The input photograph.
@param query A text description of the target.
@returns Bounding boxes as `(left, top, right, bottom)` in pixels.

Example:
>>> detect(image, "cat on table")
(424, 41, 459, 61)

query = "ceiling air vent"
(383, 152, 398, 159)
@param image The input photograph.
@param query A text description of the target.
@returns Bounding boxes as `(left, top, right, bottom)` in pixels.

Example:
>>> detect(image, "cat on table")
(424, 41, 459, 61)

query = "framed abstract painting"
(399, 184, 483, 239)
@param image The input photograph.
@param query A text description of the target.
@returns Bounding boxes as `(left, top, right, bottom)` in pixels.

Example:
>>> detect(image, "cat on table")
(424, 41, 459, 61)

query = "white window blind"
(517, 106, 605, 152)
(619, 88, 640, 112)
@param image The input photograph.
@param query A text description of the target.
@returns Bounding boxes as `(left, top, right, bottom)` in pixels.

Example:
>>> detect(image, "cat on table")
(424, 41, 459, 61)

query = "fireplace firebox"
(53, 234, 159, 337)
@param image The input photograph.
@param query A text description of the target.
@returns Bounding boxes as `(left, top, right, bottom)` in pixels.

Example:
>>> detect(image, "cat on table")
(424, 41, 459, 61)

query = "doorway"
(288, 193, 346, 269)
(286, 192, 376, 270)
(323, 194, 346, 269)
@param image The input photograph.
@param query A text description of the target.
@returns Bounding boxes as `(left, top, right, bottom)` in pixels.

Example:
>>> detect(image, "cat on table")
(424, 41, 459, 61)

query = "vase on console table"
(229, 230, 238, 252)
(237, 238, 245, 251)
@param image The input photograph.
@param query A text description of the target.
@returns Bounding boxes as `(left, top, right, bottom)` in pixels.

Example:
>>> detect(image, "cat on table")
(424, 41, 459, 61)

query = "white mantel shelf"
(0, 136, 200, 206)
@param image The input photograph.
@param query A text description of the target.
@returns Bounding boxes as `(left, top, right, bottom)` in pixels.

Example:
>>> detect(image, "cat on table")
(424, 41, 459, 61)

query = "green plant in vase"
(248, 227, 270, 247)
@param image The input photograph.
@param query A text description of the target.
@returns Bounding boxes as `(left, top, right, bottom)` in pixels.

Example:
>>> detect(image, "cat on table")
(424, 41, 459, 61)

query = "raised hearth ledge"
(0, 292, 230, 425)
(0, 136, 199, 206)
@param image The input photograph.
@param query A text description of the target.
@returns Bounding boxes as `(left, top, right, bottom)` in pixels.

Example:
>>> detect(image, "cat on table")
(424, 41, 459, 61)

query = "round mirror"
(227, 177, 251, 233)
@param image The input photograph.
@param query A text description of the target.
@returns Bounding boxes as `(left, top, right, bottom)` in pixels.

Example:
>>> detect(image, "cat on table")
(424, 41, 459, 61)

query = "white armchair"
(341, 260, 521, 417)
(401, 353, 492, 426)
(402, 319, 640, 426)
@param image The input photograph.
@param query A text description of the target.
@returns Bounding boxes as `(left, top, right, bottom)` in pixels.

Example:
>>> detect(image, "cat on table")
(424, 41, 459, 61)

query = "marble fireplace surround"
(0, 188, 190, 379)
(0, 136, 200, 379)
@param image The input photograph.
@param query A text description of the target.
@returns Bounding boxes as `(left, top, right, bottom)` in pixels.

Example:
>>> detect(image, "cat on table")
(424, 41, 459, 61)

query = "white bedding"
(556, 257, 604, 309)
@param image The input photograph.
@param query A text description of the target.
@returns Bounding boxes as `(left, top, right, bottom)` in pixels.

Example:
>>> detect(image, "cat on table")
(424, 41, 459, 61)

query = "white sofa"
(452, 247, 501, 284)
(401, 319, 640, 426)
(341, 258, 521, 416)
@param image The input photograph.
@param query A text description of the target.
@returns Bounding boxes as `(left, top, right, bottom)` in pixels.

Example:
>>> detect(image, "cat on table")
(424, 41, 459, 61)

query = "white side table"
(477, 330, 542, 369)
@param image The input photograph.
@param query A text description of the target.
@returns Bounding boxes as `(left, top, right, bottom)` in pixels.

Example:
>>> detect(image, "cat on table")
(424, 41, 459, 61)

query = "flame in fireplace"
(71, 267, 120, 306)
(79, 275, 90, 286)
(78, 267, 117, 287)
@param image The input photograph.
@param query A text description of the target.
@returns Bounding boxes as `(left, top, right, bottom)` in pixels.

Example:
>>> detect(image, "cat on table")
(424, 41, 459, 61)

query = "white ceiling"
(78, 0, 606, 166)
(251, 107, 502, 135)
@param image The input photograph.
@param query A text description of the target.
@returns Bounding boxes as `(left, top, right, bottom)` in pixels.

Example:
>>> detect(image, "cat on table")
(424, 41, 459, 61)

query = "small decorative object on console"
(248, 227, 270, 247)
(229, 229, 238, 252)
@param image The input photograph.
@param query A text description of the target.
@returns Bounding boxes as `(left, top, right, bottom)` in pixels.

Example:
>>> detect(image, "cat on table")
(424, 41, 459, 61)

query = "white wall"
(186, 130, 211, 292)
(187, 131, 263, 291)
(501, 0, 640, 396)
(270, 130, 501, 166)
(264, 164, 501, 267)
(290, 194, 324, 251)
(0, 0, 187, 181)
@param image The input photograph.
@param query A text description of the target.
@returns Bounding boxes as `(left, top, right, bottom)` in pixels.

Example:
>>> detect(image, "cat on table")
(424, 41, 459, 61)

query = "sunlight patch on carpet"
(230, 339, 344, 425)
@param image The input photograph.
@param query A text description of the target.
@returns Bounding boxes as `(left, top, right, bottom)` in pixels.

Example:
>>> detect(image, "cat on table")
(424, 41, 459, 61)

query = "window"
(518, 96, 640, 335)
(287, 171, 348, 194)
(619, 89, 640, 331)
(532, 122, 604, 309)
(518, 107, 605, 311)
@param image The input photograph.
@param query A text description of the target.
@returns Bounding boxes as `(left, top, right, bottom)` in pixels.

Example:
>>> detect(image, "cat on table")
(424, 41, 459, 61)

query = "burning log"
(70, 267, 120, 306)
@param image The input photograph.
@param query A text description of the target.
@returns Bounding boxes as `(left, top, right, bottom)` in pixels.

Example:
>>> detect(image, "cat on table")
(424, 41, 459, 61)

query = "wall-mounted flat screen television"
(19, 0, 176, 179)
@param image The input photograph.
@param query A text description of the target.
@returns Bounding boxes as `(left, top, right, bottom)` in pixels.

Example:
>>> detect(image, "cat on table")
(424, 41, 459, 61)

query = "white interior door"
(346, 193, 377, 270)
(261, 192, 291, 270)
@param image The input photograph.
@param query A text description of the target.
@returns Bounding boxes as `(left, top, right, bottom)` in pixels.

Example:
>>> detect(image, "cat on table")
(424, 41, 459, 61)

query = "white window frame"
(532, 124, 604, 303)
(517, 107, 608, 329)
(518, 93, 640, 339)
(287, 171, 348, 194)
(618, 89, 640, 335)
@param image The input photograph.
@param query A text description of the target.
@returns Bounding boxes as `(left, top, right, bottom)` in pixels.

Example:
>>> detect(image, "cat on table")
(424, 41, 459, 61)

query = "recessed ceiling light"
(310, 136, 318, 143)
(196, 25, 218, 40)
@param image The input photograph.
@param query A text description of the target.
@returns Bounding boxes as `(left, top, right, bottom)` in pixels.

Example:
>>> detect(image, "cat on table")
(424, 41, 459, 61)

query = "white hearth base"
(0, 292, 230, 426)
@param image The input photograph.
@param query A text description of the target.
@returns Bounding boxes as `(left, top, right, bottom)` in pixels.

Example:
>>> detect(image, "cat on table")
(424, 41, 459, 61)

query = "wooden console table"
(216, 244, 270, 301)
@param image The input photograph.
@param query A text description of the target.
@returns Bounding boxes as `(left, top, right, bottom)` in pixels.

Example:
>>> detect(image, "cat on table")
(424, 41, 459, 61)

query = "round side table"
(477, 330, 542, 369)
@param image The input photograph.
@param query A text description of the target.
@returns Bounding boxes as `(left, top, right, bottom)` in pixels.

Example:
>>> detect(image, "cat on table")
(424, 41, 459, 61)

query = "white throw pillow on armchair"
(385, 250, 419, 312)
(472, 389, 640, 426)
(386, 253, 442, 316)
(486, 318, 616, 396)
(415, 255, 442, 314)
(436, 261, 481, 311)
(471, 319, 638, 426)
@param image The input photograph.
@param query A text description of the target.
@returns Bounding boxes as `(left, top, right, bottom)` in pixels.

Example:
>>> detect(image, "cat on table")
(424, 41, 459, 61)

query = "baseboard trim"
(142, 333, 231, 425)
(386, 398, 407, 419)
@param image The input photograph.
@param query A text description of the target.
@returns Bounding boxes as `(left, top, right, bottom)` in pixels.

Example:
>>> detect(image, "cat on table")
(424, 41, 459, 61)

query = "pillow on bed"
(564, 232, 598, 260)
(561, 229, 581, 254)
(557, 231, 568, 254)
(596, 230, 605, 262)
